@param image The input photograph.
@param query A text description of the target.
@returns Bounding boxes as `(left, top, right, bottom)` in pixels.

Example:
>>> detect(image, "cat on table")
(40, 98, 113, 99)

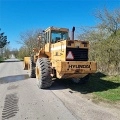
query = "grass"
(93, 75, 120, 102)
(62, 72, 120, 102)
(0, 57, 4, 63)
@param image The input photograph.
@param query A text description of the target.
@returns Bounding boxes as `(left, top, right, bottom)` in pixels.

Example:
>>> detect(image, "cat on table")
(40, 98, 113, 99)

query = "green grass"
(93, 75, 120, 101)
(62, 72, 120, 102)
(0, 57, 4, 63)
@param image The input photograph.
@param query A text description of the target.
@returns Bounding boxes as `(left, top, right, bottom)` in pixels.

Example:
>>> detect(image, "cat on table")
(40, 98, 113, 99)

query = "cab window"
(51, 30, 68, 43)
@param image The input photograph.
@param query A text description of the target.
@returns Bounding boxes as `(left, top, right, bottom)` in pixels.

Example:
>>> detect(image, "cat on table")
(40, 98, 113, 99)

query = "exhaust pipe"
(72, 26, 75, 40)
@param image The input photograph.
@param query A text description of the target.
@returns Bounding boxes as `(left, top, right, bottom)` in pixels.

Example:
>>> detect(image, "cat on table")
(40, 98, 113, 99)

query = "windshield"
(51, 30, 68, 43)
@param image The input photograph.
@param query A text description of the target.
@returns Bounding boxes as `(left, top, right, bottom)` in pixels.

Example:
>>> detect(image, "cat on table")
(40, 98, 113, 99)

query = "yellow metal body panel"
(50, 40, 89, 61)
(51, 40, 66, 61)
(66, 40, 89, 48)
(54, 61, 97, 79)
(44, 43, 51, 52)
(50, 39, 96, 79)
(23, 57, 30, 70)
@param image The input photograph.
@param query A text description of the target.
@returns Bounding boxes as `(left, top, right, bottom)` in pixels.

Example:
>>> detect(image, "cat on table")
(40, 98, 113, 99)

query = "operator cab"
(44, 26, 69, 44)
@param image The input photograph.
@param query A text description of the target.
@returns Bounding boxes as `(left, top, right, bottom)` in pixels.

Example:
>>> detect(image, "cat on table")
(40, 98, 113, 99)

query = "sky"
(0, 0, 120, 50)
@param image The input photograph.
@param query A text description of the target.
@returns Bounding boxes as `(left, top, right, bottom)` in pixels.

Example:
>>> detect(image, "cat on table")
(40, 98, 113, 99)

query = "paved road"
(0, 59, 120, 120)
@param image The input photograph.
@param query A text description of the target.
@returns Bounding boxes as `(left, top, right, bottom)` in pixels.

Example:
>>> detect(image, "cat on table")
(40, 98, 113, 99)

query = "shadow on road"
(50, 79, 67, 90)
(2, 60, 21, 63)
(0, 74, 29, 84)
(50, 72, 120, 94)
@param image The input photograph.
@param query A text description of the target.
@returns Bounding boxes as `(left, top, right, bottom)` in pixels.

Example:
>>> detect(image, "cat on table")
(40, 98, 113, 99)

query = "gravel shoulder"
(51, 87, 120, 120)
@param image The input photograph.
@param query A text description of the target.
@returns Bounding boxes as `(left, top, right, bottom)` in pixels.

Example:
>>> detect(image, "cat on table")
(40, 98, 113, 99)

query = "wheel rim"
(23, 62, 25, 69)
(28, 63, 30, 70)
(36, 66, 41, 80)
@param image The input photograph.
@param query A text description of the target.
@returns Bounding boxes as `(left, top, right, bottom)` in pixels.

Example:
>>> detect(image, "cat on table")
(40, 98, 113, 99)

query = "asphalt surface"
(0, 59, 120, 120)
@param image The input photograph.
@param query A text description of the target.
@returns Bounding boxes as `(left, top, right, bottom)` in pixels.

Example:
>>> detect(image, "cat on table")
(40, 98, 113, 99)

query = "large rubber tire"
(36, 58, 52, 89)
(29, 58, 36, 78)
(71, 74, 90, 84)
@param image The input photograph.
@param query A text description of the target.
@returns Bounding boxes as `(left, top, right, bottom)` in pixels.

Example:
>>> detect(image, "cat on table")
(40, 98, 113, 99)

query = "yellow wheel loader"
(23, 26, 97, 89)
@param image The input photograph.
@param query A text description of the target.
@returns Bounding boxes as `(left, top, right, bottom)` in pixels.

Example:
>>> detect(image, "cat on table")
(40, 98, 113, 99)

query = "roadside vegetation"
(79, 8, 120, 75)
(0, 29, 10, 62)
(17, 29, 43, 60)
(0, 56, 3, 62)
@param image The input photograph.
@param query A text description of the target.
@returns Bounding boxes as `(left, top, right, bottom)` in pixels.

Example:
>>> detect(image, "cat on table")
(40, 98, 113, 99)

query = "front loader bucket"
(23, 57, 30, 70)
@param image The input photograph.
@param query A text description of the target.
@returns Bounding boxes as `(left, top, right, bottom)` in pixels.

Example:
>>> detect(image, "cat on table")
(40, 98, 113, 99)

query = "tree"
(94, 8, 120, 35)
(0, 29, 9, 48)
(18, 46, 30, 59)
(78, 8, 120, 75)
(4, 48, 11, 59)
(78, 27, 108, 42)
(17, 29, 43, 56)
